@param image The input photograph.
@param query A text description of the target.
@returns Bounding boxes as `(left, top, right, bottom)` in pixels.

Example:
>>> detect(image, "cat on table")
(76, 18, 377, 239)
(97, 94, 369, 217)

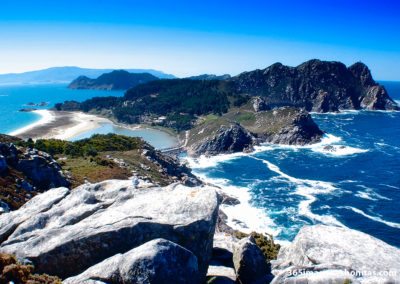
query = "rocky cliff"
(68, 70, 159, 90)
(186, 120, 255, 157)
(232, 60, 399, 112)
(0, 180, 219, 282)
(185, 107, 324, 156)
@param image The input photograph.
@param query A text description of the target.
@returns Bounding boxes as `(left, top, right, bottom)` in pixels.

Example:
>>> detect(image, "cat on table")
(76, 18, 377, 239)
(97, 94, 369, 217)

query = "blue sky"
(0, 0, 399, 79)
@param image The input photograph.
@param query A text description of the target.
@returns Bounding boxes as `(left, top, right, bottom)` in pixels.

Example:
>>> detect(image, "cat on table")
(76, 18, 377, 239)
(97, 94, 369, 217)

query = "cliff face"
(231, 60, 399, 112)
(68, 70, 159, 90)
(186, 120, 255, 157)
(185, 107, 324, 157)
(244, 107, 324, 145)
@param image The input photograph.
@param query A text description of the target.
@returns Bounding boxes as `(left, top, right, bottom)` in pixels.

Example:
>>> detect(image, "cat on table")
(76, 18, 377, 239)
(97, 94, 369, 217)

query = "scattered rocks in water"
(218, 192, 241, 206)
(19, 108, 37, 112)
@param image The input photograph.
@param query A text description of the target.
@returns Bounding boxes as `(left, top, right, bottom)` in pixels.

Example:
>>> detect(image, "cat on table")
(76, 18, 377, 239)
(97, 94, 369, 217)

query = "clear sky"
(0, 0, 399, 79)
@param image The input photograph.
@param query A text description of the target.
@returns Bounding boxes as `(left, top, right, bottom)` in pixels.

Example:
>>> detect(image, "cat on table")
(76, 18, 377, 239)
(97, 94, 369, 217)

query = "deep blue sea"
(186, 81, 400, 247)
(1, 82, 399, 247)
(0, 84, 177, 149)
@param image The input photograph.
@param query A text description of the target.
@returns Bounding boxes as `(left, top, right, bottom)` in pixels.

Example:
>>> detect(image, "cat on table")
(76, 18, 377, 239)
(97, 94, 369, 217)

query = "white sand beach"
(9, 110, 56, 136)
(10, 110, 111, 141)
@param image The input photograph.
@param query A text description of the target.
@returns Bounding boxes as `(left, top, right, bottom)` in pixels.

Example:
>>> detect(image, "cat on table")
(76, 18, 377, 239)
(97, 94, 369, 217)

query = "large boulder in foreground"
(272, 225, 400, 283)
(0, 180, 219, 281)
(64, 238, 199, 284)
(233, 236, 271, 284)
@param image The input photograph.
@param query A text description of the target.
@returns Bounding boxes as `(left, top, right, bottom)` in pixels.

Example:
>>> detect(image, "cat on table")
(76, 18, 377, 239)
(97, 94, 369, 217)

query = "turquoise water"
(2, 82, 400, 247)
(0, 84, 177, 149)
(0, 84, 124, 134)
(71, 123, 178, 149)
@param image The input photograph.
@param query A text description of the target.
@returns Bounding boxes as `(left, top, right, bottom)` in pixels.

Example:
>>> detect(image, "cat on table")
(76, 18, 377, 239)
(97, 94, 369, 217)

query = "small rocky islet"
(0, 60, 399, 283)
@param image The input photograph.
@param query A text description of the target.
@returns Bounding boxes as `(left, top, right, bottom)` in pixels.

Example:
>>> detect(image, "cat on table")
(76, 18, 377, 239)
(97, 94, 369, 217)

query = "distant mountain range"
(0, 67, 175, 85)
(68, 70, 159, 90)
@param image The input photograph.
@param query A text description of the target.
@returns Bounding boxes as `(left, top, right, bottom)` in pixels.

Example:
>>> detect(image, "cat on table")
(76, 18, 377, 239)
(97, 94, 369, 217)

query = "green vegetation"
(17, 134, 143, 157)
(12, 134, 190, 189)
(0, 253, 61, 284)
(235, 112, 256, 123)
(57, 79, 252, 131)
(234, 231, 281, 261)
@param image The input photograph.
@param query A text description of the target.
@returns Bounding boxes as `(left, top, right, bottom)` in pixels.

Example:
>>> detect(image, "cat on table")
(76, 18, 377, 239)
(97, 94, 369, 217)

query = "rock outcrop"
(252, 97, 269, 112)
(0, 142, 69, 189)
(185, 107, 324, 156)
(186, 121, 255, 157)
(68, 70, 159, 90)
(233, 236, 271, 284)
(232, 60, 399, 112)
(239, 107, 324, 145)
(0, 180, 219, 282)
(15, 148, 70, 189)
(0, 139, 70, 210)
(271, 225, 400, 283)
(64, 238, 199, 284)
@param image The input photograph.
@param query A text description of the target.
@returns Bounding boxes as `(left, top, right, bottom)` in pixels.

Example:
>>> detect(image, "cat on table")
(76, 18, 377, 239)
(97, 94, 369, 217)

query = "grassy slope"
(1, 134, 191, 209)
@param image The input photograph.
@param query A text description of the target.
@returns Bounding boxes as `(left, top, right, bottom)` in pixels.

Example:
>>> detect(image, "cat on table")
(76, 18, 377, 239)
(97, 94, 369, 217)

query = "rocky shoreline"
(0, 178, 399, 283)
(0, 131, 399, 283)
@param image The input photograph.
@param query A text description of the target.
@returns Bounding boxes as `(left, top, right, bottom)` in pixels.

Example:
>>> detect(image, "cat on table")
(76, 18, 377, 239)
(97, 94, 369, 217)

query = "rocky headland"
(232, 60, 399, 112)
(56, 60, 398, 157)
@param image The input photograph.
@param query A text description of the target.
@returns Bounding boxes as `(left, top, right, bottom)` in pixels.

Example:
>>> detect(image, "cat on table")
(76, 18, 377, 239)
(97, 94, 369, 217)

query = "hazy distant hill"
(0, 66, 175, 85)
(187, 74, 231, 80)
(68, 70, 159, 90)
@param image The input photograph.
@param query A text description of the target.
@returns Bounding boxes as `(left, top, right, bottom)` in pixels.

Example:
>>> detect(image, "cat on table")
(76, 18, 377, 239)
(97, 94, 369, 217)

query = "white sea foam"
(341, 206, 400, 229)
(355, 185, 391, 201)
(310, 109, 361, 115)
(192, 172, 280, 236)
(252, 156, 344, 227)
(380, 183, 400, 190)
(255, 134, 368, 157)
(309, 134, 368, 156)
(184, 152, 246, 169)
(9, 109, 55, 136)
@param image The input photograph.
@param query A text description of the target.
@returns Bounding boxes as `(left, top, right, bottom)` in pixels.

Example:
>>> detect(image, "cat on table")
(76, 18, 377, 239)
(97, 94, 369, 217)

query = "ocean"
(0, 84, 177, 149)
(1, 82, 399, 247)
(185, 81, 400, 247)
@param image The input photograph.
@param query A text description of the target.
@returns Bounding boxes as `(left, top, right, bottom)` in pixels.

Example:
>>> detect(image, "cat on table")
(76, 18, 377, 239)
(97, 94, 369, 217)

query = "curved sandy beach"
(10, 110, 112, 140)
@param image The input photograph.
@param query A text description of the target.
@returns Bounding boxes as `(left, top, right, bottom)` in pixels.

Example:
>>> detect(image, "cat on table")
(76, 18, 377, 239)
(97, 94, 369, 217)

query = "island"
(68, 70, 159, 90)
(56, 59, 398, 157)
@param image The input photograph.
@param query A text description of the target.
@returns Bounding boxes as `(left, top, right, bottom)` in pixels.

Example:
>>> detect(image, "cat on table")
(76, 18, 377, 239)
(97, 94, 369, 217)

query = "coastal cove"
(1, 81, 400, 249)
(0, 84, 178, 149)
